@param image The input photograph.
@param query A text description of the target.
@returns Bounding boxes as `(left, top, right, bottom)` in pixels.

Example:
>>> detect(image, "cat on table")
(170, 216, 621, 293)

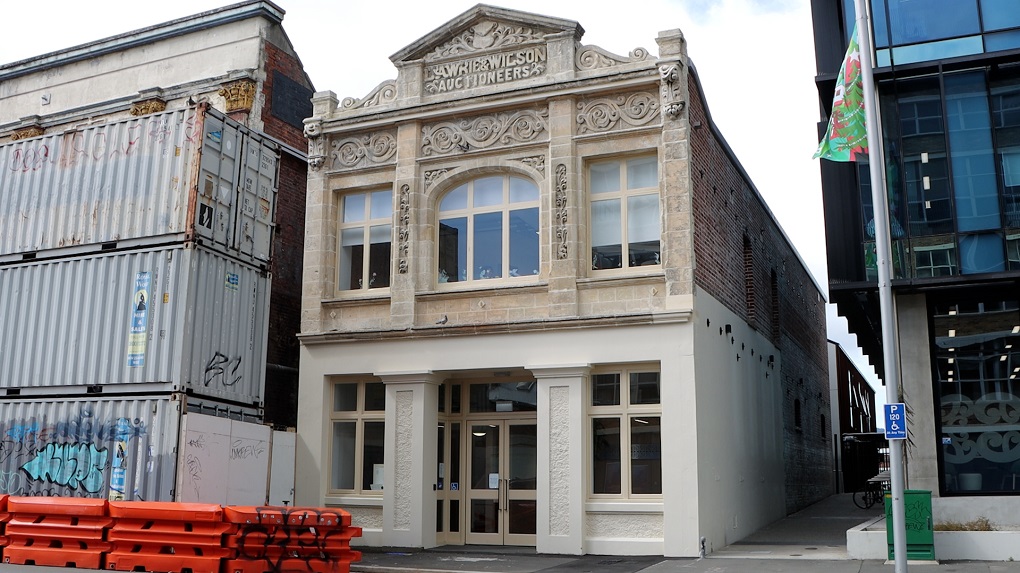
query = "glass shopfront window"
(934, 297, 1020, 495)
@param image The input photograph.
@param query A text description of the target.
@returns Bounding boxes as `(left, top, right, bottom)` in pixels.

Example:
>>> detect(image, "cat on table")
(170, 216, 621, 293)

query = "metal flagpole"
(852, 0, 908, 571)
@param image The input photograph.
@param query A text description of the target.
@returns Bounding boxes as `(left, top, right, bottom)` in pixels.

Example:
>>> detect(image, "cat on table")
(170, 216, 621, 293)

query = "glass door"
(465, 420, 536, 545)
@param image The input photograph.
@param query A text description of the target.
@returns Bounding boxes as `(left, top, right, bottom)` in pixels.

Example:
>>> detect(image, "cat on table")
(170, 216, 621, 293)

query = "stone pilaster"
(380, 372, 442, 548)
(547, 97, 580, 318)
(301, 92, 339, 334)
(392, 122, 421, 329)
(531, 365, 589, 555)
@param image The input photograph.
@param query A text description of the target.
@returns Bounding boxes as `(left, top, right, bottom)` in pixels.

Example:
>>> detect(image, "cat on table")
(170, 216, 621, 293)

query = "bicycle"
(853, 480, 886, 509)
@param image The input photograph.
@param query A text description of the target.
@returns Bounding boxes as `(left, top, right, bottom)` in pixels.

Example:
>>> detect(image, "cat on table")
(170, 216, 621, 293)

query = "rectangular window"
(329, 381, 386, 494)
(338, 189, 392, 291)
(589, 156, 660, 271)
(589, 368, 662, 498)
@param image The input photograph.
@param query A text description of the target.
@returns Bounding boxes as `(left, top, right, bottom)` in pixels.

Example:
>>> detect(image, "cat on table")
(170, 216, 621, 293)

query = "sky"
(1, 0, 888, 417)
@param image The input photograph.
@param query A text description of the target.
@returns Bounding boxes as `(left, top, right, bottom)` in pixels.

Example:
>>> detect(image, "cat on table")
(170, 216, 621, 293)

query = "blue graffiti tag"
(20, 442, 109, 493)
(6, 423, 40, 442)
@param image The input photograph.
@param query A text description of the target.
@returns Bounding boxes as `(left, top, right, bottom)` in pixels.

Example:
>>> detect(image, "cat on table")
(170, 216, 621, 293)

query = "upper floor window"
(339, 189, 392, 291)
(589, 156, 661, 271)
(437, 175, 539, 284)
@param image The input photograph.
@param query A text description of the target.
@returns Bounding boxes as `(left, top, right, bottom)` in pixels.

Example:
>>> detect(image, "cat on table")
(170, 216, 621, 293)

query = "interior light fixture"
(949, 348, 955, 352)
(948, 358, 955, 364)
(1013, 326, 1020, 334)
(472, 432, 486, 437)
(948, 370, 954, 376)
(1001, 355, 1008, 362)
(633, 418, 649, 424)
(1008, 344, 1014, 349)
(948, 308, 957, 315)
(1014, 367, 1019, 373)
(948, 377, 954, 382)
(949, 329, 956, 337)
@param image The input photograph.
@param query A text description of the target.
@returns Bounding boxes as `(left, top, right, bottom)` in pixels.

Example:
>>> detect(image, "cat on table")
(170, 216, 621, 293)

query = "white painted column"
(531, 365, 589, 555)
(379, 372, 442, 548)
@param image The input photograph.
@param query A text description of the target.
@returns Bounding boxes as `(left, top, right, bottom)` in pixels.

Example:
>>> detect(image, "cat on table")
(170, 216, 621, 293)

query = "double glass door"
(464, 420, 536, 545)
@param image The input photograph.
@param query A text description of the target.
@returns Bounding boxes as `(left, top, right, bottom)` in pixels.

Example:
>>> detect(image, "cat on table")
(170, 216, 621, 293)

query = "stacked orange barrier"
(1, 497, 112, 569)
(106, 501, 235, 573)
(223, 506, 362, 573)
(0, 495, 9, 552)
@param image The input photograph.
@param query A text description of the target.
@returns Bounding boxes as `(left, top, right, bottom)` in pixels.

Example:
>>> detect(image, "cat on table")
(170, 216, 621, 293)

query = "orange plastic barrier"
(223, 507, 361, 573)
(2, 497, 111, 569)
(106, 501, 230, 573)
(0, 494, 9, 548)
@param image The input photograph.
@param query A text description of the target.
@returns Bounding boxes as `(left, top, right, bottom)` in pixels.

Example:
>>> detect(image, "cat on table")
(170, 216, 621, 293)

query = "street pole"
(852, 0, 908, 571)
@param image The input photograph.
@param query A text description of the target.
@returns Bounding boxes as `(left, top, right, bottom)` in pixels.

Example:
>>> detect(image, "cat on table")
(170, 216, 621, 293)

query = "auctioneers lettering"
(425, 46, 547, 94)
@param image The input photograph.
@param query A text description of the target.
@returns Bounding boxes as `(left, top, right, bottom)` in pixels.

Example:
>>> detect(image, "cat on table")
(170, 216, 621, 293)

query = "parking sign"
(885, 403, 906, 440)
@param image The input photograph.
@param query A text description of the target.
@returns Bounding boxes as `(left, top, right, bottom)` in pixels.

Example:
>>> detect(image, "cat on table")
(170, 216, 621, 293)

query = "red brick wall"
(688, 74, 832, 513)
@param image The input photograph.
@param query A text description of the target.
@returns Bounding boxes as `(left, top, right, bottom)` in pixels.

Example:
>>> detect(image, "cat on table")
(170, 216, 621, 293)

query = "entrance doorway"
(436, 379, 538, 546)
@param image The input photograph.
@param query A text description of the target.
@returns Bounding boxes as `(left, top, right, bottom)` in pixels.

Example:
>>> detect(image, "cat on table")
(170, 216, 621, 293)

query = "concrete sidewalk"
(348, 494, 1020, 573)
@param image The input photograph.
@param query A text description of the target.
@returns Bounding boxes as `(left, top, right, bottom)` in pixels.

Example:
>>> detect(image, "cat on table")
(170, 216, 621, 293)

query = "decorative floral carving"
(515, 155, 545, 175)
(554, 163, 568, 260)
(10, 126, 45, 141)
(130, 98, 167, 117)
(330, 132, 398, 170)
(218, 79, 257, 113)
(425, 20, 545, 62)
(421, 109, 548, 156)
(397, 184, 411, 274)
(340, 80, 397, 111)
(659, 63, 686, 119)
(575, 45, 652, 70)
(576, 92, 659, 134)
(304, 121, 326, 172)
(424, 168, 452, 188)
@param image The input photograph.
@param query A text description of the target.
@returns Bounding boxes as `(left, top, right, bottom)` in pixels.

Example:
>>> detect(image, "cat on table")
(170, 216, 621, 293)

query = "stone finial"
(219, 78, 258, 113)
(655, 29, 686, 58)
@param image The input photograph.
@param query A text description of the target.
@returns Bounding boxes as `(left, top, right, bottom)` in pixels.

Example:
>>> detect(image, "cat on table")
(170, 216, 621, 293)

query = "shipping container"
(0, 244, 270, 406)
(0, 104, 278, 266)
(0, 394, 293, 503)
(0, 394, 182, 500)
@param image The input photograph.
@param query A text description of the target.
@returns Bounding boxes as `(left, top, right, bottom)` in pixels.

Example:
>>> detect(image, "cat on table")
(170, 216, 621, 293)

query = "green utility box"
(885, 490, 935, 560)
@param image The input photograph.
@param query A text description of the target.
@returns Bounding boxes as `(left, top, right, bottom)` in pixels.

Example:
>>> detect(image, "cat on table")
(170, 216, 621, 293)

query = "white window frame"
(588, 155, 661, 274)
(337, 188, 393, 294)
(328, 380, 386, 496)
(588, 365, 662, 500)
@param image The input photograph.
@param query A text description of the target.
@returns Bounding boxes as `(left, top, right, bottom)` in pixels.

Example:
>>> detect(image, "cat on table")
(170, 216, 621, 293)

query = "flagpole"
(852, 0, 908, 571)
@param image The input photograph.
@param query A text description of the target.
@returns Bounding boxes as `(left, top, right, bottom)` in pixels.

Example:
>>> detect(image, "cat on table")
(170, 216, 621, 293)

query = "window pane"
(334, 383, 358, 411)
(946, 72, 1000, 232)
(590, 161, 620, 194)
(440, 184, 468, 212)
(439, 217, 467, 283)
(471, 424, 500, 489)
(368, 224, 391, 289)
(627, 157, 657, 189)
(630, 416, 662, 494)
(592, 418, 621, 494)
(508, 425, 537, 491)
(959, 233, 1005, 274)
(509, 207, 539, 277)
(980, 0, 1020, 31)
(363, 421, 385, 491)
(364, 382, 386, 411)
(330, 421, 356, 490)
(469, 382, 537, 412)
(343, 193, 366, 223)
(628, 194, 661, 266)
(370, 190, 393, 220)
(473, 212, 502, 279)
(339, 228, 364, 290)
(630, 372, 661, 405)
(886, 0, 979, 45)
(450, 422, 461, 491)
(592, 199, 622, 270)
(473, 176, 504, 207)
(592, 373, 621, 406)
(509, 177, 539, 203)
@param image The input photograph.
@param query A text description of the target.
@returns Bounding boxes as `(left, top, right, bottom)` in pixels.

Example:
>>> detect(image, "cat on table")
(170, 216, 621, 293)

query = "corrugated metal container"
(0, 104, 278, 266)
(0, 394, 182, 500)
(0, 244, 270, 405)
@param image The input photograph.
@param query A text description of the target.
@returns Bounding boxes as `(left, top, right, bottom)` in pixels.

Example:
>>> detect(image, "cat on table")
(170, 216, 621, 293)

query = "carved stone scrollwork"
(218, 79, 258, 113)
(10, 126, 45, 141)
(421, 109, 548, 156)
(424, 168, 452, 189)
(130, 98, 167, 117)
(303, 120, 326, 171)
(397, 184, 411, 274)
(330, 131, 398, 170)
(659, 63, 686, 119)
(425, 20, 545, 62)
(554, 163, 569, 260)
(340, 80, 397, 111)
(515, 155, 546, 175)
(575, 44, 653, 70)
(576, 92, 660, 134)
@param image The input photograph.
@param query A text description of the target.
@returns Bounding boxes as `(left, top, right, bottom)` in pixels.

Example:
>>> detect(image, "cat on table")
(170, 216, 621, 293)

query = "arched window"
(437, 175, 539, 283)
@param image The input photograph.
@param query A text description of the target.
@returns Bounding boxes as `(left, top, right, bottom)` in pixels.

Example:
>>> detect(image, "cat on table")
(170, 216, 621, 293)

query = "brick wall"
(688, 75, 833, 513)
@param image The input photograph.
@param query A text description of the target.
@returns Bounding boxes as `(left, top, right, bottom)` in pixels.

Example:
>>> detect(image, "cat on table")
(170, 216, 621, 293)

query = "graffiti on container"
(20, 442, 109, 493)
(184, 109, 202, 143)
(204, 351, 243, 387)
(230, 439, 266, 460)
(185, 453, 203, 499)
(0, 470, 26, 495)
(9, 144, 51, 173)
(6, 422, 41, 442)
(234, 507, 352, 573)
(188, 434, 207, 449)
(51, 411, 147, 443)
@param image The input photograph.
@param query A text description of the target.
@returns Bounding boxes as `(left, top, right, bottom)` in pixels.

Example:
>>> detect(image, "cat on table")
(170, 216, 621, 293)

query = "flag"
(814, 24, 867, 162)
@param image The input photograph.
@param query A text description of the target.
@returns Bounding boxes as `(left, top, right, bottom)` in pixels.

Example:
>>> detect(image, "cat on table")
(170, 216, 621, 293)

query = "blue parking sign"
(885, 403, 906, 440)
